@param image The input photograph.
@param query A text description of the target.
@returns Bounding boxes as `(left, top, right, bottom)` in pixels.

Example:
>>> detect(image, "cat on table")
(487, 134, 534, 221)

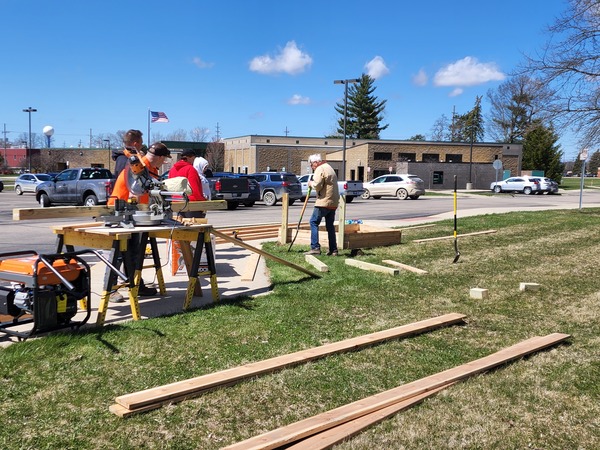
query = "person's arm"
(187, 168, 205, 201)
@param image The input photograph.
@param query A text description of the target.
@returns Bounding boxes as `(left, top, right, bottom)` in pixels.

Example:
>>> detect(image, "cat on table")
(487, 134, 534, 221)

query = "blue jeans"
(309, 207, 337, 252)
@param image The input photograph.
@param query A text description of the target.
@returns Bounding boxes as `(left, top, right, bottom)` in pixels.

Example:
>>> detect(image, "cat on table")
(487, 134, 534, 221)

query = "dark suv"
(249, 172, 303, 206)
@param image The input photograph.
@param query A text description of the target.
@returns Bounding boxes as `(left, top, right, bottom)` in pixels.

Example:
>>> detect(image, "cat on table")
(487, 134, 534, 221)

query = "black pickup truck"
(208, 172, 257, 210)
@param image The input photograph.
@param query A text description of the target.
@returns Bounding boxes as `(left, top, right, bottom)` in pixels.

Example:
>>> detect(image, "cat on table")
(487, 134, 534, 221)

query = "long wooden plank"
(345, 259, 400, 275)
(211, 229, 320, 279)
(112, 313, 466, 413)
(12, 200, 226, 221)
(222, 333, 570, 450)
(382, 260, 428, 275)
(286, 384, 453, 450)
(413, 229, 497, 243)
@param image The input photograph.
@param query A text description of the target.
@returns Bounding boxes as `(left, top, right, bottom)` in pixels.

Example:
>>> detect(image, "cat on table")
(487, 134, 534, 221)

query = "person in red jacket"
(168, 148, 206, 218)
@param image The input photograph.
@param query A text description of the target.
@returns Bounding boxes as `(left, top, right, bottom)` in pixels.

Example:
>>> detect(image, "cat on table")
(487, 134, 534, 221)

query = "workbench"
(52, 222, 218, 326)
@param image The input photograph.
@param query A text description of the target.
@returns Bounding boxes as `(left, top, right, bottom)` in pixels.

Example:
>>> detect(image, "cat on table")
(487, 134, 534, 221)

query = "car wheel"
(493, 186, 502, 193)
(263, 191, 277, 206)
(361, 190, 370, 200)
(39, 193, 51, 208)
(300, 196, 306, 202)
(84, 194, 98, 206)
(346, 195, 354, 203)
(243, 201, 255, 207)
(396, 188, 408, 200)
(288, 199, 295, 206)
(523, 187, 533, 195)
(15, 185, 23, 195)
(226, 201, 239, 210)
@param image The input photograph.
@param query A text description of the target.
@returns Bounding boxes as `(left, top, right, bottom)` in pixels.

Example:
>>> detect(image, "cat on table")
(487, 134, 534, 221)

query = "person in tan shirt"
(305, 153, 339, 256)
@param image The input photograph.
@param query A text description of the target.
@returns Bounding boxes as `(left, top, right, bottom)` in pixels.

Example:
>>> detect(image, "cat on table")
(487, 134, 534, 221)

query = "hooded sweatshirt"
(192, 157, 212, 200)
(168, 160, 204, 201)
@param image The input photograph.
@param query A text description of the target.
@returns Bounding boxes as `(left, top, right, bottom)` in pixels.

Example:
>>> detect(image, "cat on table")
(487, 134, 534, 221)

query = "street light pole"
(334, 78, 359, 180)
(103, 139, 111, 171)
(22, 107, 37, 172)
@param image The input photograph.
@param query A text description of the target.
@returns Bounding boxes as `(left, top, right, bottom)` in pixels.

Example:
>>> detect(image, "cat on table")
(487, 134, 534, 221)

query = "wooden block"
(470, 288, 489, 299)
(520, 282, 540, 292)
(305, 254, 329, 272)
(345, 259, 399, 275)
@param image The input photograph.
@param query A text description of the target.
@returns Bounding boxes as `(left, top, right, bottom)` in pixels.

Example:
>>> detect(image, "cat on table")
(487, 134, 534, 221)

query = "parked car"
(490, 176, 541, 195)
(249, 172, 303, 206)
(14, 173, 53, 195)
(531, 177, 559, 194)
(361, 174, 425, 200)
(297, 174, 364, 203)
(36, 167, 115, 207)
(209, 172, 260, 208)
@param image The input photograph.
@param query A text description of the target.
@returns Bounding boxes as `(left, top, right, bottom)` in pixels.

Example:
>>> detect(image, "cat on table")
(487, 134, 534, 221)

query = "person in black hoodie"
(112, 129, 144, 178)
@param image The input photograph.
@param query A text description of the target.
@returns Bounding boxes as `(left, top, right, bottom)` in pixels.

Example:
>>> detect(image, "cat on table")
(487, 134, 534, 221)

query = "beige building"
(222, 135, 522, 190)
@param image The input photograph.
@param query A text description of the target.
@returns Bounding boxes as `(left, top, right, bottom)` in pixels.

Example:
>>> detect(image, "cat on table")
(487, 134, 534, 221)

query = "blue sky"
(2, 0, 576, 157)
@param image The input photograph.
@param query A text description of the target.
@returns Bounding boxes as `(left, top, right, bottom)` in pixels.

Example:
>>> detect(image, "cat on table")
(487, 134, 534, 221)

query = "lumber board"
(222, 333, 570, 450)
(211, 229, 320, 279)
(344, 259, 400, 275)
(241, 253, 261, 281)
(12, 200, 226, 221)
(304, 254, 329, 273)
(286, 383, 453, 450)
(413, 229, 497, 243)
(382, 260, 428, 275)
(112, 313, 467, 414)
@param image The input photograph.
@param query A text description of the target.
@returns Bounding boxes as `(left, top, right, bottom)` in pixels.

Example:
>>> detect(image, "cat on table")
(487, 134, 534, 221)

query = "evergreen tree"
(522, 121, 564, 181)
(451, 96, 485, 143)
(587, 150, 600, 176)
(335, 74, 388, 139)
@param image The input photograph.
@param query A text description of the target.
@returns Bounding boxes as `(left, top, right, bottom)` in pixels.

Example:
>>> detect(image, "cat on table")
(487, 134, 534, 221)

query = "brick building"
(222, 135, 522, 190)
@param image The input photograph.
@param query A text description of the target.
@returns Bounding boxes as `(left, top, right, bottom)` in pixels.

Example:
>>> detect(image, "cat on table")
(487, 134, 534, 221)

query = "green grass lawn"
(1, 209, 599, 449)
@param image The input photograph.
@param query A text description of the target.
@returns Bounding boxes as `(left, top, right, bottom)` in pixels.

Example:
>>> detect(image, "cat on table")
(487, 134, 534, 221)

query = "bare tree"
(486, 75, 554, 143)
(524, 0, 600, 146)
(430, 114, 451, 141)
(166, 129, 188, 141)
(190, 127, 211, 142)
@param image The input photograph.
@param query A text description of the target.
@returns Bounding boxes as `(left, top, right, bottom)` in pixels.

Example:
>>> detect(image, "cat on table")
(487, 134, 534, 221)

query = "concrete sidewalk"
(0, 239, 272, 346)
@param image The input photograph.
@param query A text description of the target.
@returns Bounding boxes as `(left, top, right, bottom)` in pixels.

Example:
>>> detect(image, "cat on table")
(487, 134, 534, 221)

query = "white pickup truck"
(297, 174, 364, 203)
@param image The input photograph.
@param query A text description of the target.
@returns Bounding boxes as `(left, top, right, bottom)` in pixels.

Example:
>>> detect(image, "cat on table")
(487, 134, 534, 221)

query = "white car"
(361, 174, 425, 200)
(490, 176, 541, 195)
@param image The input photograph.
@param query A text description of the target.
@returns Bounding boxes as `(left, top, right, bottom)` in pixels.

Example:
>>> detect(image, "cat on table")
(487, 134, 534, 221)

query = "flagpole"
(147, 108, 151, 145)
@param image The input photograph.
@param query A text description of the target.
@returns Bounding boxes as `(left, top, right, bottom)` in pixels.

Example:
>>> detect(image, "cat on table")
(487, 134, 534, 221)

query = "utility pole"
(215, 122, 221, 141)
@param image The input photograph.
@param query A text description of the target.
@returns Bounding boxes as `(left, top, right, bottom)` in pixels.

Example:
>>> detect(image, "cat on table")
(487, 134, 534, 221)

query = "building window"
(422, 153, 440, 163)
(446, 154, 462, 163)
(398, 153, 416, 162)
(324, 141, 328, 145)
(296, 140, 299, 144)
(433, 171, 444, 184)
(266, 139, 270, 143)
(373, 152, 392, 160)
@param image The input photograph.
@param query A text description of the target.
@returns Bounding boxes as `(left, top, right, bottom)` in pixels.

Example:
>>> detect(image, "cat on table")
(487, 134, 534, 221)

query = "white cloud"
(412, 68, 428, 86)
(449, 87, 464, 97)
(192, 56, 214, 69)
(287, 94, 311, 105)
(365, 56, 389, 79)
(249, 41, 312, 75)
(433, 56, 505, 87)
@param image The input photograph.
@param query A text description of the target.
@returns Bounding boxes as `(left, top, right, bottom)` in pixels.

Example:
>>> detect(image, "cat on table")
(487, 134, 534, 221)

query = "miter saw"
(100, 150, 188, 228)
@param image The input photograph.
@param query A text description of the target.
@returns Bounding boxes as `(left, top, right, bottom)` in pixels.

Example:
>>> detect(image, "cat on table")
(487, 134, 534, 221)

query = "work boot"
(138, 284, 157, 297)
(109, 291, 125, 302)
(304, 248, 321, 255)
(326, 250, 338, 257)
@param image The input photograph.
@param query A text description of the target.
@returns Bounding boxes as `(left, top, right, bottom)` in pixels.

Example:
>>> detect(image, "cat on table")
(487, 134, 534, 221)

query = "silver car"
(361, 174, 425, 200)
(532, 177, 559, 194)
(14, 173, 53, 195)
(490, 176, 541, 195)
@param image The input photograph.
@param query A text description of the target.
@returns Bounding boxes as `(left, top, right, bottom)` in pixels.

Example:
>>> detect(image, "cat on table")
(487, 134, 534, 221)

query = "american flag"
(150, 111, 169, 123)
